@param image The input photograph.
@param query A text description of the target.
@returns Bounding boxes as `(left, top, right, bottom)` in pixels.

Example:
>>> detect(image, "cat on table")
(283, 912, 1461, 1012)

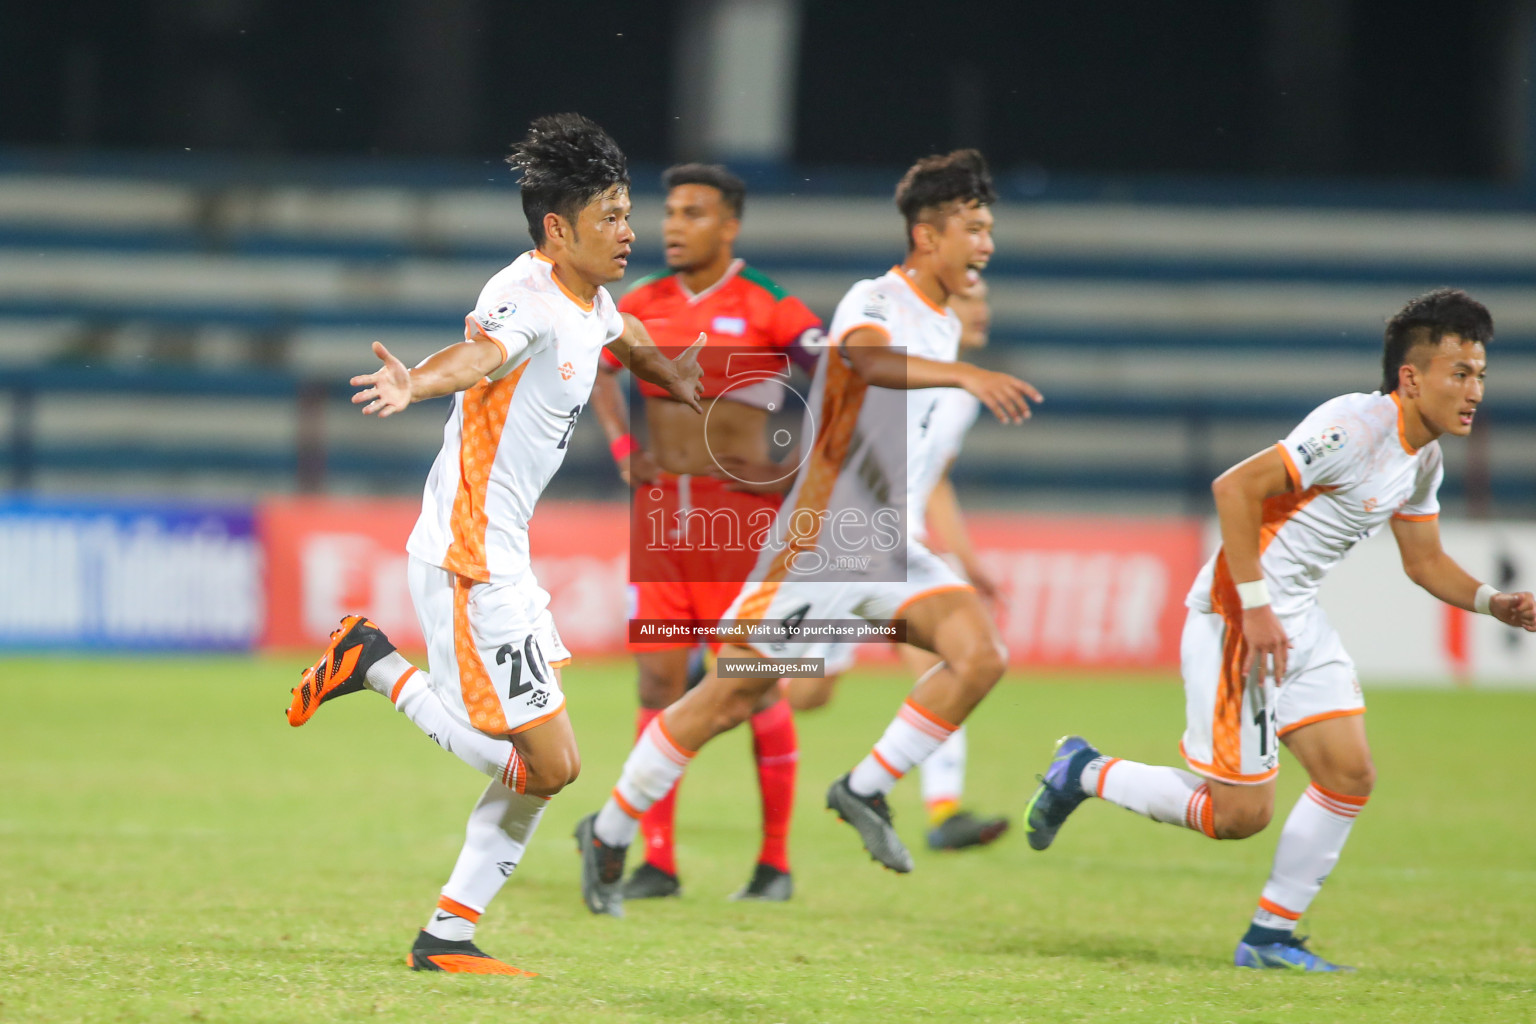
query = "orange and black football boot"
(286, 614, 396, 727)
(407, 930, 537, 976)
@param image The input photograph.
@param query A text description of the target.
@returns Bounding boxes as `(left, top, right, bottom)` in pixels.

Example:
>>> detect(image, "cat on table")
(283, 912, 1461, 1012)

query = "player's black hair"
(894, 148, 997, 251)
(1381, 288, 1493, 393)
(506, 113, 630, 246)
(661, 163, 746, 219)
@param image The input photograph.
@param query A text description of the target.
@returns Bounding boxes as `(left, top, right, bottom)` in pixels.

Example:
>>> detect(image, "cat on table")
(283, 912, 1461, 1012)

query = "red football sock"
(749, 698, 798, 873)
(635, 707, 679, 876)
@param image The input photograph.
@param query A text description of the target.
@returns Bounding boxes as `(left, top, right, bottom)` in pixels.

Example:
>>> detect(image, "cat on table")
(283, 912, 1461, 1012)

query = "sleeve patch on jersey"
(475, 302, 518, 333)
(861, 291, 891, 321)
(1295, 425, 1347, 466)
(711, 315, 747, 336)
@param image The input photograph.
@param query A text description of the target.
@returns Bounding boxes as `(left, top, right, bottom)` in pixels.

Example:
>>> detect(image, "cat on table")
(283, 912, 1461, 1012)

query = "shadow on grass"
(973, 931, 1220, 971)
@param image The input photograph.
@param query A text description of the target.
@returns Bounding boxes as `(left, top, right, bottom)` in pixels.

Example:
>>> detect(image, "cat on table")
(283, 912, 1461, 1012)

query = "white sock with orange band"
(1246, 783, 1368, 938)
(921, 726, 967, 824)
(385, 668, 532, 792)
(426, 779, 550, 941)
(1083, 757, 1218, 837)
(847, 698, 959, 798)
(593, 715, 695, 848)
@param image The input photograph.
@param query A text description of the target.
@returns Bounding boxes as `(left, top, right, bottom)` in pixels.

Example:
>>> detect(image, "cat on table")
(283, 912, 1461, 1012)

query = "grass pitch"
(2, 656, 1534, 1023)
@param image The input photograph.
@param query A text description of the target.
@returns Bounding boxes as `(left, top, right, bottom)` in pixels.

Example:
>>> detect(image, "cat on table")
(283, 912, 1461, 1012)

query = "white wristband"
(1474, 583, 1498, 616)
(1236, 579, 1271, 610)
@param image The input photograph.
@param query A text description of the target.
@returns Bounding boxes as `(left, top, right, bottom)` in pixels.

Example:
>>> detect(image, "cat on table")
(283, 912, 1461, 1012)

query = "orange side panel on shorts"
(1210, 620, 1247, 779)
(444, 361, 529, 582)
(453, 574, 511, 734)
(1204, 483, 1334, 778)
(734, 352, 868, 621)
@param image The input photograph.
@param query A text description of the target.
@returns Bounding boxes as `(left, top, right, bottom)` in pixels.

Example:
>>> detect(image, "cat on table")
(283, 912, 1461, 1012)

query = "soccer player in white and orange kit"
(574, 150, 1045, 916)
(1024, 288, 1536, 971)
(787, 278, 1011, 852)
(283, 114, 703, 975)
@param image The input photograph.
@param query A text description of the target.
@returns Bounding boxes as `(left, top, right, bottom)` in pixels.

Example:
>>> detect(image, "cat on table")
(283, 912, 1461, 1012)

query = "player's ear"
(1397, 360, 1419, 398)
(910, 220, 937, 254)
(721, 216, 741, 246)
(543, 211, 568, 248)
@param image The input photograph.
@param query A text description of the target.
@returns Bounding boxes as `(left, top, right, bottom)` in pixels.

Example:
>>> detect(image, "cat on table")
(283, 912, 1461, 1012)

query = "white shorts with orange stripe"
(1179, 604, 1364, 786)
(408, 555, 571, 737)
(718, 542, 970, 664)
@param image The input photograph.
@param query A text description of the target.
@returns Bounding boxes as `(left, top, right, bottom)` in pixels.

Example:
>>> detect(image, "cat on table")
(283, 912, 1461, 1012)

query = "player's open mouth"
(965, 264, 986, 285)
(1460, 410, 1476, 425)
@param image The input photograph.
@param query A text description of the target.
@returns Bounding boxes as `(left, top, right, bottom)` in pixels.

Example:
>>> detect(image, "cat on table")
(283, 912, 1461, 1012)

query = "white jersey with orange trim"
(827, 267, 964, 536)
(406, 250, 625, 586)
(1188, 390, 1444, 621)
(909, 389, 981, 545)
(719, 268, 972, 652)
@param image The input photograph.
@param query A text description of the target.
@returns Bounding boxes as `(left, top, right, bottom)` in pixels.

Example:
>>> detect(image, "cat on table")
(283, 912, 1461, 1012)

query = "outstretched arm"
(839, 327, 1041, 424)
(351, 338, 504, 418)
(1210, 446, 1296, 681)
(1391, 517, 1536, 629)
(605, 313, 705, 413)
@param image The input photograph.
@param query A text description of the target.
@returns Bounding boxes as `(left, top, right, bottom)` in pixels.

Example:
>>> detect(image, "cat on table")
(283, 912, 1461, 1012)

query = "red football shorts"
(628, 473, 782, 652)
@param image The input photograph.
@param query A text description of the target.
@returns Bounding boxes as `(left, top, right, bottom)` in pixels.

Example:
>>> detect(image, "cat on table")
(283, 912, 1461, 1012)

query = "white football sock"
(425, 780, 550, 941)
(848, 698, 958, 798)
(920, 725, 967, 806)
(593, 715, 694, 848)
(391, 672, 528, 790)
(1251, 783, 1367, 930)
(1096, 758, 1216, 836)
(364, 651, 416, 697)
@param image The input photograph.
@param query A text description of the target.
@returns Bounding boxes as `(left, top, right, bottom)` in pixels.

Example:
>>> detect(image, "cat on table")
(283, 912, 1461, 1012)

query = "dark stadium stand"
(3, 160, 1534, 512)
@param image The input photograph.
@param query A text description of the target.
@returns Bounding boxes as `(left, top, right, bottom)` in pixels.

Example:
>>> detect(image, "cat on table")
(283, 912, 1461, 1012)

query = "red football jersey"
(611, 259, 821, 399)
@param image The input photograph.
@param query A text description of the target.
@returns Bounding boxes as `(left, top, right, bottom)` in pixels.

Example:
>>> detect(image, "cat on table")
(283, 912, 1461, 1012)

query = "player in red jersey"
(589, 163, 823, 902)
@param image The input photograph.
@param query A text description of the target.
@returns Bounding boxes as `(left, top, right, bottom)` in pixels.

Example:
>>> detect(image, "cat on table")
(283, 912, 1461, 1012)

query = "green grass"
(2, 657, 1534, 1023)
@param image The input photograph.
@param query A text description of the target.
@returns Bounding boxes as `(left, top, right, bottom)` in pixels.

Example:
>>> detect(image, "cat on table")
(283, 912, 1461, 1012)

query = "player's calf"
(672, 665, 780, 749)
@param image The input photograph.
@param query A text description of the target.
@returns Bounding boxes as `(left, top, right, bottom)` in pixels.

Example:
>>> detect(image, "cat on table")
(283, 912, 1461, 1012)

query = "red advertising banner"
(258, 498, 1200, 668)
(964, 514, 1204, 669)
(257, 497, 630, 652)
(258, 497, 421, 650)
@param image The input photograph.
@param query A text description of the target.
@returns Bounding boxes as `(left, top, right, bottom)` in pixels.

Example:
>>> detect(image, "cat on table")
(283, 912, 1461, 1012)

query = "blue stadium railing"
(5, 366, 1531, 506)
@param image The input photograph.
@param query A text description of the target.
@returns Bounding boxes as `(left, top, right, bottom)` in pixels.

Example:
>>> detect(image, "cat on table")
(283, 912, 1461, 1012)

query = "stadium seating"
(3, 162, 1533, 511)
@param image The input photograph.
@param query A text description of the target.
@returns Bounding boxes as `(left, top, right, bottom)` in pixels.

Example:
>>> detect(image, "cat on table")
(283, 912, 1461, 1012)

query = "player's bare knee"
(950, 642, 1006, 698)
(711, 677, 774, 733)
(785, 678, 831, 712)
(636, 669, 685, 710)
(789, 687, 828, 712)
(1212, 802, 1272, 840)
(523, 749, 580, 796)
(1319, 760, 1375, 798)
